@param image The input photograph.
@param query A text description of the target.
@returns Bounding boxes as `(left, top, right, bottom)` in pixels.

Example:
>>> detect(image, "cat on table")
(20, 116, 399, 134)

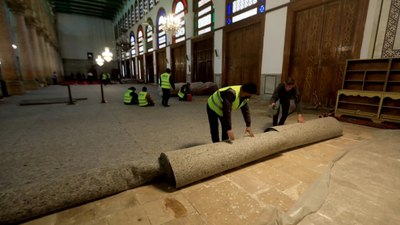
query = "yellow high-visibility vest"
(160, 73, 171, 89)
(138, 91, 148, 106)
(207, 85, 249, 117)
(124, 90, 133, 103)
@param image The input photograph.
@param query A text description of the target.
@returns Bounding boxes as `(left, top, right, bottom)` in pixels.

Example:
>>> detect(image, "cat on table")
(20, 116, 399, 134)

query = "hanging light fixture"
(95, 55, 104, 66)
(160, 14, 181, 35)
(101, 47, 113, 62)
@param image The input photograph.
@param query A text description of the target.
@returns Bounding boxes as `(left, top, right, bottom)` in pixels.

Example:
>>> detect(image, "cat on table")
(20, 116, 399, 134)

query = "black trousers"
(273, 100, 290, 126)
(162, 88, 170, 106)
(207, 104, 228, 143)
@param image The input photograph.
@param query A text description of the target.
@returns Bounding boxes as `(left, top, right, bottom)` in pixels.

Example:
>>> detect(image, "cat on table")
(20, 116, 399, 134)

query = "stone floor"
(21, 120, 380, 225)
(1, 83, 397, 225)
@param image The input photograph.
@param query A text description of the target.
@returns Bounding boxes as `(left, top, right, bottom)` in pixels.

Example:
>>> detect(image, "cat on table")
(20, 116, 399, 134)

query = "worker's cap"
(129, 87, 136, 91)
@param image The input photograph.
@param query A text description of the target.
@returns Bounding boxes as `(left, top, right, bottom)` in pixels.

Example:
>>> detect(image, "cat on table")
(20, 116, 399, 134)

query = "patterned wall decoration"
(382, 0, 400, 57)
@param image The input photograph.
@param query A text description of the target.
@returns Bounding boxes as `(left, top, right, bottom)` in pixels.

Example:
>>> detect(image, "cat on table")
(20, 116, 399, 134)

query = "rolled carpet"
(159, 117, 342, 188)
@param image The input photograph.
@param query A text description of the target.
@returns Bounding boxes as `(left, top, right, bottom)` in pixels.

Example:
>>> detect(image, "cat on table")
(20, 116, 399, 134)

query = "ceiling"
(50, 0, 125, 20)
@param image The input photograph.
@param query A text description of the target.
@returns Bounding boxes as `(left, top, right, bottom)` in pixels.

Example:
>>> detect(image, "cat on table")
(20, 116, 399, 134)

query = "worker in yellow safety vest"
(178, 83, 192, 101)
(124, 86, 138, 105)
(159, 68, 175, 107)
(101, 72, 108, 85)
(138, 86, 155, 107)
(207, 82, 257, 143)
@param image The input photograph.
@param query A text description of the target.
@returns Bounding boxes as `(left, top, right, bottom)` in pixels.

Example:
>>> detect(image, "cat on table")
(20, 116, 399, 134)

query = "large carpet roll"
(160, 117, 342, 188)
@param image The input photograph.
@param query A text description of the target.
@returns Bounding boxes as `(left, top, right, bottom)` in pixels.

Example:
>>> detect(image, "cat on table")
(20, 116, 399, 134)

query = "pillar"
(1, 0, 24, 95)
(37, 27, 50, 84)
(8, 0, 38, 90)
(25, 9, 46, 85)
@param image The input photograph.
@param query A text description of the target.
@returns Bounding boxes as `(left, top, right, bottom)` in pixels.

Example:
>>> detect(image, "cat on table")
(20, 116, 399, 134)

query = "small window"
(146, 20, 154, 52)
(130, 32, 136, 57)
(194, 0, 214, 36)
(226, 0, 265, 25)
(172, 0, 188, 44)
(138, 27, 144, 55)
(157, 9, 167, 49)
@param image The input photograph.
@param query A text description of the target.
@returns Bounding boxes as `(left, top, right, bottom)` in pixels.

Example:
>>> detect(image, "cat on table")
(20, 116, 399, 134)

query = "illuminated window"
(149, 0, 154, 9)
(130, 5, 135, 26)
(130, 32, 136, 57)
(121, 50, 125, 60)
(172, 0, 188, 43)
(138, 27, 144, 55)
(146, 21, 154, 52)
(124, 13, 128, 29)
(194, 0, 214, 36)
(140, 0, 144, 19)
(127, 9, 131, 27)
(226, 0, 265, 25)
(135, 0, 139, 22)
(157, 9, 167, 49)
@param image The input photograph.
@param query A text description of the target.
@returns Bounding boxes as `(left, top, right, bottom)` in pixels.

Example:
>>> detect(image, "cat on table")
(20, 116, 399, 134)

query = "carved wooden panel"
(132, 58, 137, 79)
(156, 49, 166, 83)
(192, 36, 214, 82)
(138, 55, 144, 81)
(171, 44, 186, 83)
(284, 0, 369, 107)
(382, 0, 400, 57)
(223, 16, 264, 93)
(145, 53, 154, 83)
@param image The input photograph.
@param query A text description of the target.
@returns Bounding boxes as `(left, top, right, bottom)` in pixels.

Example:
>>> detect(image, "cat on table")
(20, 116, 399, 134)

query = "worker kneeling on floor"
(138, 86, 155, 107)
(178, 83, 192, 101)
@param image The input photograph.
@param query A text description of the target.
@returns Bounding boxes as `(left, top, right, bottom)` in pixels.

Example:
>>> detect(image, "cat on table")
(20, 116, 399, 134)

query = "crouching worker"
(124, 87, 138, 105)
(178, 83, 192, 101)
(139, 86, 155, 107)
(207, 82, 257, 143)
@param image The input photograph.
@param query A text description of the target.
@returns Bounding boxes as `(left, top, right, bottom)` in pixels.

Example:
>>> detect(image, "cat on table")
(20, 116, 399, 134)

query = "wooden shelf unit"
(335, 58, 400, 123)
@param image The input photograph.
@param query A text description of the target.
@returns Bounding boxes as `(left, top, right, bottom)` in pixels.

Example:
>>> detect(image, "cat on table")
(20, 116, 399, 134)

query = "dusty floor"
(1, 83, 398, 225)
(21, 121, 392, 225)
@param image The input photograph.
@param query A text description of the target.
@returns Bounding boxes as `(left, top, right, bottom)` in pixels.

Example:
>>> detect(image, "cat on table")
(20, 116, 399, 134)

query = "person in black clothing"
(207, 82, 257, 143)
(124, 87, 139, 105)
(178, 83, 192, 101)
(160, 68, 175, 107)
(270, 77, 304, 126)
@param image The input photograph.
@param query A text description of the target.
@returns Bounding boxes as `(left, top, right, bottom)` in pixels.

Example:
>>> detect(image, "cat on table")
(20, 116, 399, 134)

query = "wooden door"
(283, 0, 369, 107)
(145, 53, 154, 83)
(138, 56, 144, 82)
(192, 35, 213, 82)
(156, 49, 166, 84)
(124, 59, 131, 78)
(223, 16, 264, 93)
(171, 43, 186, 83)
(130, 58, 136, 79)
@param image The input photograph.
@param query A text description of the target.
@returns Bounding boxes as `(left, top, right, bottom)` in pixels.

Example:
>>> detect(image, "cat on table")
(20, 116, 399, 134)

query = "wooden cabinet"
(335, 58, 400, 123)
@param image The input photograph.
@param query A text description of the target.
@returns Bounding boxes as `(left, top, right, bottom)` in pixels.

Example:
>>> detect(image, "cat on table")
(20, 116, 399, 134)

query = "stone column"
(8, 0, 38, 90)
(25, 9, 45, 86)
(0, 0, 24, 95)
(37, 27, 50, 84)
(43, 34, 52, 83)
(49, 43, 57, 79)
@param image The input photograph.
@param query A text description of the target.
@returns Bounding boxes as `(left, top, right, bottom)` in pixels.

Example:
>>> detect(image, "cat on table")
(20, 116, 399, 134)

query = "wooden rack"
(335, 58, 400, 123)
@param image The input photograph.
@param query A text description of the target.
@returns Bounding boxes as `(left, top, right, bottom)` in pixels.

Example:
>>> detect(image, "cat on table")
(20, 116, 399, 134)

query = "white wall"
(57, 13, 115, 60)
(372, 0, 395, 58)
(261, 7, 288, 75)
(360, 0, 383, 59)
(213, 0, 226, 29)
